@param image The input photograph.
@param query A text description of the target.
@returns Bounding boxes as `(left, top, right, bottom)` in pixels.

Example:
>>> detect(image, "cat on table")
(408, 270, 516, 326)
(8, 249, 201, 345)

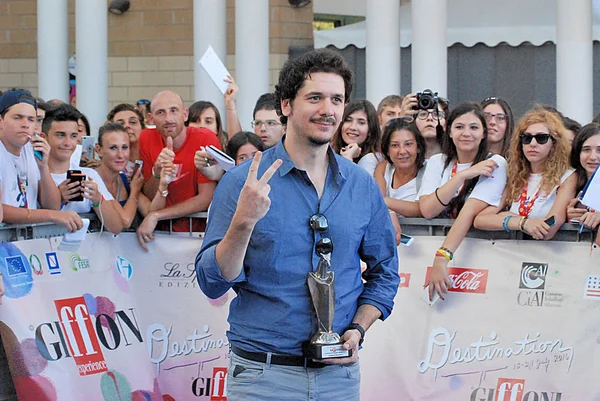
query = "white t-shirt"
(51, 167, 114, 213)
(0, 141, 41, 209)
(509, 170, 574, 219)
(384, 163, 418, 202)
(357, 152, 384, 176)
(417, 153, 507, 208)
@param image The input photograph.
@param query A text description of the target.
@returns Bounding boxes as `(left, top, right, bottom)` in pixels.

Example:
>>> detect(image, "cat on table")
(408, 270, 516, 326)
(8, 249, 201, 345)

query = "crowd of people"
(0, 47, 598, 400)
(0, 56, 599, 297)
(1, 59, 599, 260)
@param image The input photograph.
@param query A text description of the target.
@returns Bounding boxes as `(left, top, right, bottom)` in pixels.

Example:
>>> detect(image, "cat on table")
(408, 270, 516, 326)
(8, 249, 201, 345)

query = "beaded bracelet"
(502, 215, 514, 232)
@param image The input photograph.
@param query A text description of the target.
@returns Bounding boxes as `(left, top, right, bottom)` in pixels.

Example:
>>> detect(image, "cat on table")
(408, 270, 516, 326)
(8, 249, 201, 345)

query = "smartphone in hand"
(131, 160, 143, 178)
(32, 133, 43, 161)
(544, 215, 556, 228)
(67, 170, 86, 202)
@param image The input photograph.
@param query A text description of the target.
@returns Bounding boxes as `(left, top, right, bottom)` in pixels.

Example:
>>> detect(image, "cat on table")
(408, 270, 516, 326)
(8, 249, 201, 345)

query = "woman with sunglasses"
(332, 100, 381, 170)
(420, 102, 507, 302)
(474, 108, 576, 240)
(566, 123, 600, 239)
(481, 97, 514, 157)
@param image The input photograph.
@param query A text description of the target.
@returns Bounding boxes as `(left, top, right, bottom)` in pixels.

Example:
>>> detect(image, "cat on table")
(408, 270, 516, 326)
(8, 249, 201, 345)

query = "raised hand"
(399, 93, 418, 117)
(58, 179, 82, 203)
(340, 142, 361, 161)
(130, 168, 144, 196)
(30, 134, 51, 166)
(81, 177, 102, 206)
(224, 75, 239, 110)
(234, 152, 282, 226)
(154, 136, 175, 176)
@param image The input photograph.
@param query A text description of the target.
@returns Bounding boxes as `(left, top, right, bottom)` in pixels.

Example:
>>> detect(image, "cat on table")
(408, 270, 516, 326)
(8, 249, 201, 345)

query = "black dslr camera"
(416, 89, 439, 110)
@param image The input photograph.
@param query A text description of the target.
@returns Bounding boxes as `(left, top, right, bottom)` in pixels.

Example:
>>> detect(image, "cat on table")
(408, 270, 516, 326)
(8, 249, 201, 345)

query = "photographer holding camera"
(400, 90, 449, 160)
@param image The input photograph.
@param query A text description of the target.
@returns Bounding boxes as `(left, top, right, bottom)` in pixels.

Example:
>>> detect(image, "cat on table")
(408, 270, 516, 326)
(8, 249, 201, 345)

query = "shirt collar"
(273, 135, 347, 185)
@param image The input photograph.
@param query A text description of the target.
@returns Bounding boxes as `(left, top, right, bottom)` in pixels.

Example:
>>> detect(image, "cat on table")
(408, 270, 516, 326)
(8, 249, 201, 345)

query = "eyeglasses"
(416, 110, 445, 120)
(309, 213, 333, 257)
(251, 119, 281, 129)
(136, 99, 150, 106)
(484, 112, 507, 123)
(519, 133, 553, 145)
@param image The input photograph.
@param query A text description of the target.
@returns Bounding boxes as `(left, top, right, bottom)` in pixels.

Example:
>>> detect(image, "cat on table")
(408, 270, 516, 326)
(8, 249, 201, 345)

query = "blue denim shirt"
(195, 140, 399, 355)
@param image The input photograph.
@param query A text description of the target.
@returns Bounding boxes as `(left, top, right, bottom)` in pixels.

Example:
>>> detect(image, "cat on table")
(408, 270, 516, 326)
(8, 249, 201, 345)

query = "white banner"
(0, 233, 599, 400)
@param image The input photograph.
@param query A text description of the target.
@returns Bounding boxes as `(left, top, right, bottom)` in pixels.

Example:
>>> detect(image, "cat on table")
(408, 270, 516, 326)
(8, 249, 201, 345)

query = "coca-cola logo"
(425, 267, 488, 294)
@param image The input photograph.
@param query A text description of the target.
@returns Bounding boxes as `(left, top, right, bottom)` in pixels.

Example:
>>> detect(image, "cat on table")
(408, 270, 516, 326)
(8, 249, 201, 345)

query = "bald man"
(138, 90, 221, 249)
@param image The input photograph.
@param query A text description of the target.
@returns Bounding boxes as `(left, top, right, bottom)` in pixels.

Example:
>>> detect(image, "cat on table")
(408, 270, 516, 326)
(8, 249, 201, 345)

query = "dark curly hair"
(274, 48, 354, 126)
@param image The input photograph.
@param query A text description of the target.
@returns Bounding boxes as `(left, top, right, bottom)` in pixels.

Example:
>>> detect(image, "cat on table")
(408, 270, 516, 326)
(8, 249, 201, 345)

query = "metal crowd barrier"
(0, 212, 209, 243)
(0, 212, 594, 244)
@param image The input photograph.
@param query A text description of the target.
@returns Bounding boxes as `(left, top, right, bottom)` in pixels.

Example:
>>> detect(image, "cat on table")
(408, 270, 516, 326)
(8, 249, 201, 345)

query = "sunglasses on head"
(519, 133, 553, 145)
(136, 99, 150, 106)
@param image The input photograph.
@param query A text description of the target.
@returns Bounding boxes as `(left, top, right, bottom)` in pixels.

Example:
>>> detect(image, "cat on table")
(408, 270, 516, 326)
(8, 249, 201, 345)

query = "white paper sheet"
(199, 45, 230, 94)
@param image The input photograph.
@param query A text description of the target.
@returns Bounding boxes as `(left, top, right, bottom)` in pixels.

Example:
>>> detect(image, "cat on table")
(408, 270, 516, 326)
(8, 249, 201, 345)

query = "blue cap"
(0, 90, 37, 114)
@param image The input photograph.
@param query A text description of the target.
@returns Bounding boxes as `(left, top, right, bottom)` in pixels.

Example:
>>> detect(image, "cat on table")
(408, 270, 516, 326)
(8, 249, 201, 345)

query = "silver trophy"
(303, 237, 351, 359)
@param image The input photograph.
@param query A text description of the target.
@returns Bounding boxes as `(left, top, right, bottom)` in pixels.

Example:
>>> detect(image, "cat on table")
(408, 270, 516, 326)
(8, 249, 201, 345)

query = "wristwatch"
(160, 189, 169, 198)
(344, 323, 365, 346)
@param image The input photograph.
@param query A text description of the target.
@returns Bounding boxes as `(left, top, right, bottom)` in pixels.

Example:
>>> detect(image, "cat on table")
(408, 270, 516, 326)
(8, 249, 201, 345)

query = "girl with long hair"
(331, 100, 381, 169)
(419, 102, 508, 301)
(566, 123, 600, 240)
(474, 107, 576, 240)
(481, 96, 514, 157)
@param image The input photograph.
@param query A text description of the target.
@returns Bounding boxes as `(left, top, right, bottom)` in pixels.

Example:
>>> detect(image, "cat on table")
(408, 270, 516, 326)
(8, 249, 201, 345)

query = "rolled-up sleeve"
(358, 179, 400, 320)
(195, 171, 247, 299)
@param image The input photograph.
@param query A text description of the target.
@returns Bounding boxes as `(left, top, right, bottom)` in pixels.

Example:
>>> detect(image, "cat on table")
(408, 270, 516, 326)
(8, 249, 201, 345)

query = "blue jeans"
(227, 351, 360, 401)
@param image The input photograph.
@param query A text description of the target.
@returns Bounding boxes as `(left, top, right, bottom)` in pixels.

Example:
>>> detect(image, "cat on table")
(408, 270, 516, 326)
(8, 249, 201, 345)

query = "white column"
(37, 0, 69, 102)
(76, 0, 108, 137)
(193, 0, 227, 113)
(235, 0, 269, 128)
(366, 0, 401, 105)
(411, 0, 447, 98)
(556, 0, 593, 123)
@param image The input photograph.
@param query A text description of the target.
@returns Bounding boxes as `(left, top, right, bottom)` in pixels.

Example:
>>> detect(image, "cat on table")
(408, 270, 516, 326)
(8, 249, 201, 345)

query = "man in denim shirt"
(196, 49, 399, 400)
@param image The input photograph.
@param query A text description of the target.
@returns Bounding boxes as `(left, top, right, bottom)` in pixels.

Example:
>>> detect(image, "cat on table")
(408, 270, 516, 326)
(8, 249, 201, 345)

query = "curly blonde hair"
(505, 108, 571, 202)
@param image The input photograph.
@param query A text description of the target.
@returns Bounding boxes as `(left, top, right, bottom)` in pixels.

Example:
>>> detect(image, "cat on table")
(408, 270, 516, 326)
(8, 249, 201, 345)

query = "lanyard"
(518, 179, 542, 217)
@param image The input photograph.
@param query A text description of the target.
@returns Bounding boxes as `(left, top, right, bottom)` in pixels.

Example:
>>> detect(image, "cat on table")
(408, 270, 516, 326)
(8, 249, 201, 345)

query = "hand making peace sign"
(235, 152, 283, 226)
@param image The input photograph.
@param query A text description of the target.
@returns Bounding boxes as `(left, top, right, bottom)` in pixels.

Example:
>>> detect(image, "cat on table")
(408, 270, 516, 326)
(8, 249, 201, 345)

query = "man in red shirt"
(138, 90, 220, 249)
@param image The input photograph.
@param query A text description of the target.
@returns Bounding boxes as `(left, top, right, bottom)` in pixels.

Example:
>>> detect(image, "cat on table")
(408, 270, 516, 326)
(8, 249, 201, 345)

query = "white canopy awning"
(314, 0, 600, 48)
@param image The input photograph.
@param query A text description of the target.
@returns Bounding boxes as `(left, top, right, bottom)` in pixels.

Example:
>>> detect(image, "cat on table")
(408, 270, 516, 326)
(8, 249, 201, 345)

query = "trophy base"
(302, 341, 352, 360)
